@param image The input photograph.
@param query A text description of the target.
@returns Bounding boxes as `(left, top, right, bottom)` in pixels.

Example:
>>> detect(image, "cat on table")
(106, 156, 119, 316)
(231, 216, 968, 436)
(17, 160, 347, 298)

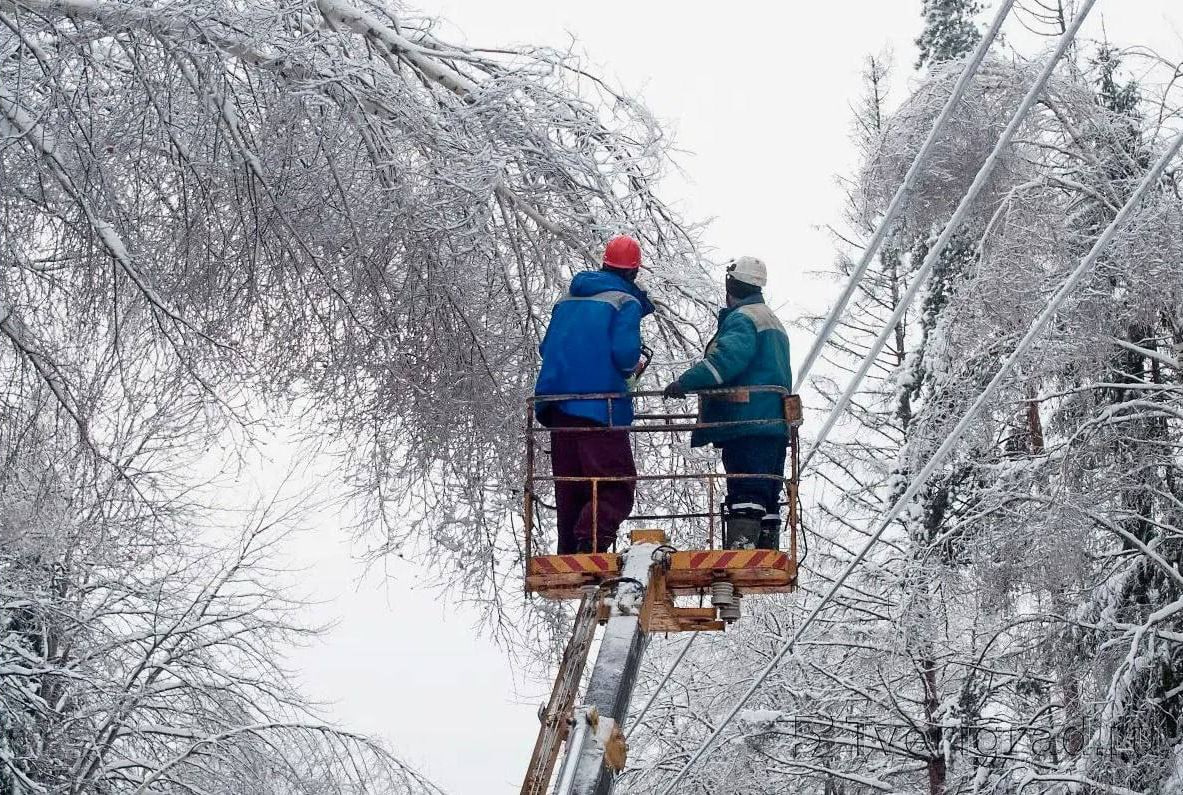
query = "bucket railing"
(523, 386, 801, 565)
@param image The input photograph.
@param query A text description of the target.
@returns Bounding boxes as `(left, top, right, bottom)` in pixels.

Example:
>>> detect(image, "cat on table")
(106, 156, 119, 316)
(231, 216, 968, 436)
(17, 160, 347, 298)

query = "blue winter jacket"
(676, 293, 793, 447)
(535, 270, 655, 427)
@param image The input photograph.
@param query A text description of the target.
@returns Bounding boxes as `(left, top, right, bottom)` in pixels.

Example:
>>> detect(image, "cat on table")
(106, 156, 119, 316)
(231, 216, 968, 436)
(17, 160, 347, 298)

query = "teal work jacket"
(676, 294, 793, 447)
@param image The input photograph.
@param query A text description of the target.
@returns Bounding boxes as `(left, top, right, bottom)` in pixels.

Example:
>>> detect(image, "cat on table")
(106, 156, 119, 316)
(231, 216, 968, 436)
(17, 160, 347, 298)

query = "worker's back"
(535, 270, 654, 427)
(689, 295, 792, 447)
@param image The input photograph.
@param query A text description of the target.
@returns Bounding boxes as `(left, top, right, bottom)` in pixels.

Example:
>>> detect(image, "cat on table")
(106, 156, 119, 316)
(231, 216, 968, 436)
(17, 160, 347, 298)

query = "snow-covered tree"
(0, 0, 710, 648)
(1, 0, 710, 786)
(917, 0, 984, 69)
(620, 26, 1183, 795)
(0, 373, 443, 792)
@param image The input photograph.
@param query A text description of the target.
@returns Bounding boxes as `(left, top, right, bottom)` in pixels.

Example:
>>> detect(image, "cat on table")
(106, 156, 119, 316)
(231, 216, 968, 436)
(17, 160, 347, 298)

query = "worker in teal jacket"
(662, 256, 792, 549)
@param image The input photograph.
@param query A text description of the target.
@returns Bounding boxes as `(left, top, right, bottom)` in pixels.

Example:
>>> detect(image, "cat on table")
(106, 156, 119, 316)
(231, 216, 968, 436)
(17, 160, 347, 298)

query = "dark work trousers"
(720, 436, 788, 516)
(548, 411, 636, 554)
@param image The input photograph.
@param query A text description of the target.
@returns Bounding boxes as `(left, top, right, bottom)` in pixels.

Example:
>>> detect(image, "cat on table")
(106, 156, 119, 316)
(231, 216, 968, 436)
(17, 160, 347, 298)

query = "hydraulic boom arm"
(521, 586, 601, 795)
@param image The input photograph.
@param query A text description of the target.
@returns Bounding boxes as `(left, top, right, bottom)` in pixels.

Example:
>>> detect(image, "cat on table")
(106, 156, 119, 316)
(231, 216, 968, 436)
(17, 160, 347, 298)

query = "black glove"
(663, 381, 687, 399)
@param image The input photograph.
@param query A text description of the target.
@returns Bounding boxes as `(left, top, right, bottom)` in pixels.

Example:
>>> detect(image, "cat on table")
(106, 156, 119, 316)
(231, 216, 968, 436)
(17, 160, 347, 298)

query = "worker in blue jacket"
(662, 256, 792, 550)
(535, 235, 655, 554)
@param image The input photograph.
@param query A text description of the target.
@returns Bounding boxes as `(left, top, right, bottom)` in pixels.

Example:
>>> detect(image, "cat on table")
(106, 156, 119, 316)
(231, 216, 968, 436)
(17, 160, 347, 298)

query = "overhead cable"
(660, 119, 1181, 794)
(622, 1, 1017, 734)
(657, 3, 1119, 790)
(793, 0, 1018, 387)
(801, 0, 1099, 473)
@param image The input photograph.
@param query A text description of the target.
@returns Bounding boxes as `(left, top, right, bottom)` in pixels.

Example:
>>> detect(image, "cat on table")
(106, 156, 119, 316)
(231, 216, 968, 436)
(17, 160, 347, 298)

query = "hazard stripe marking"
(530, 555, 620, 575)
(535, 550, 788, 578)
(677, 550, 790, 571)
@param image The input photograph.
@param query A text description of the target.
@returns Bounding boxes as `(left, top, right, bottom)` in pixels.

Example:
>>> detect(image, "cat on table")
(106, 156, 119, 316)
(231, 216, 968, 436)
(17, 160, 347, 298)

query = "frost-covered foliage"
(0, 402, 442, 792)
(0, 0, 709, 640)
(0, 0, 709, 788)
(621, 40, 1183, 795)
(917, 0, 983, 69)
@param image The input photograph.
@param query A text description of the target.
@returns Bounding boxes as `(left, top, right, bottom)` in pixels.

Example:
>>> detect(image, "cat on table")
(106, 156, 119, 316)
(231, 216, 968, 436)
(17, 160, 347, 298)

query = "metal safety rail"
(519, 388, 804, 794)
(523, 386, 803, 567)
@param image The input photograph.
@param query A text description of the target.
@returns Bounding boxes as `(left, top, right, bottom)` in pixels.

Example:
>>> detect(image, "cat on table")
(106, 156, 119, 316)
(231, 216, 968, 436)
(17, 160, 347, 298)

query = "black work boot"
(723, 507, 763, 550)
(758, 514, 781, 551)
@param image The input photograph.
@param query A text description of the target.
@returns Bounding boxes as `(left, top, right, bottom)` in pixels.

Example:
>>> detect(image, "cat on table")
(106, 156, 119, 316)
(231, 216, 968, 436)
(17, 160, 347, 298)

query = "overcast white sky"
(277, 3, 1183, 793)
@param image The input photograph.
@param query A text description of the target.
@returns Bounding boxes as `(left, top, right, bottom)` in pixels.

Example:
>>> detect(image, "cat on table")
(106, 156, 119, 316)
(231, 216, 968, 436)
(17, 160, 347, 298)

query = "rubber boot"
(724, 510, 762, 550)
(758, 514, 781, 551)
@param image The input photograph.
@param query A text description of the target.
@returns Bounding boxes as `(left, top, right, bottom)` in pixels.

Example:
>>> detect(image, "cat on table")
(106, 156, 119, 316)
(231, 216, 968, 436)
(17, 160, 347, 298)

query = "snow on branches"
(0, 0, 710, 789)
(621, 44, 1183, 795)
(0, 0, 710, 632)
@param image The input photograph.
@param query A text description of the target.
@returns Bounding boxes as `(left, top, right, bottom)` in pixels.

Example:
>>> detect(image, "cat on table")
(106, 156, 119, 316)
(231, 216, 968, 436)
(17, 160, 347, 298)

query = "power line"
(656, 2, 1136, 790)
(621, 1, 1017, 736)
(801, 0, 1098, 473)
(628, 632, 697, 733)
(793, 0, 1018, 388)
(658, 122, 1182, 794)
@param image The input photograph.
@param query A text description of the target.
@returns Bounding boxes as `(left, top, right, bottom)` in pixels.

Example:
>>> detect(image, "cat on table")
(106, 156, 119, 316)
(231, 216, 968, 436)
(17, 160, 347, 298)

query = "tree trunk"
(923, 658, 947, 795)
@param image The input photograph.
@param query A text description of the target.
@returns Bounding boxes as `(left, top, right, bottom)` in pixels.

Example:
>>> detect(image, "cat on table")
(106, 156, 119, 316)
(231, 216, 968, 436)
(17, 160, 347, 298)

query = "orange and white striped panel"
(676, 549, 789, 572)
(528, 553, 621, 577)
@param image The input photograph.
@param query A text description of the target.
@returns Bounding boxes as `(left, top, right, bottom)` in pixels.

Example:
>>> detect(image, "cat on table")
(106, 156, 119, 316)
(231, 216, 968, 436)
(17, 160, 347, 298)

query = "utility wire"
(657, 3, 1131, 791)
(801, 0, 1098, 473)
(794, 0, 1018, 388)
(659, 123, 1183, 794)
(622, 1, 1016, 736)
(629, 632, 697, 731)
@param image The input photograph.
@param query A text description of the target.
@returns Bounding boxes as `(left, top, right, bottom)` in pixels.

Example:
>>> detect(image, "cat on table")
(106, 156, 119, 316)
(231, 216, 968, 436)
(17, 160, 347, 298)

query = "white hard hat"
(725, 256, 767, 288)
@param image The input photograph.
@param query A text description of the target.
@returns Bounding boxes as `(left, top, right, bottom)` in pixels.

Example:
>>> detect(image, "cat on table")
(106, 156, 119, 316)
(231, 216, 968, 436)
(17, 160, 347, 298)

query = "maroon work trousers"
(548, 411, 636, 554)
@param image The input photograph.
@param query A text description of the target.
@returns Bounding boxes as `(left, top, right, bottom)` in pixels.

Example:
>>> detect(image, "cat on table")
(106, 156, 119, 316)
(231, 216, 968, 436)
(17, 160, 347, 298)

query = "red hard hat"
(602, 235, 642, 269)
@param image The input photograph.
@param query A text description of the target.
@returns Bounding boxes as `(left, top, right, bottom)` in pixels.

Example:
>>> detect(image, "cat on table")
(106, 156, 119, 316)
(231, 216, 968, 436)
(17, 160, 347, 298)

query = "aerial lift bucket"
(519, 389, 805, 794)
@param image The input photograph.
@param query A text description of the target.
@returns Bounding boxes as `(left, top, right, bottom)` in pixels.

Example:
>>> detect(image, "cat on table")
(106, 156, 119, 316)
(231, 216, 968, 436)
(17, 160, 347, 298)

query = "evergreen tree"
(916, 0, 984, 69)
